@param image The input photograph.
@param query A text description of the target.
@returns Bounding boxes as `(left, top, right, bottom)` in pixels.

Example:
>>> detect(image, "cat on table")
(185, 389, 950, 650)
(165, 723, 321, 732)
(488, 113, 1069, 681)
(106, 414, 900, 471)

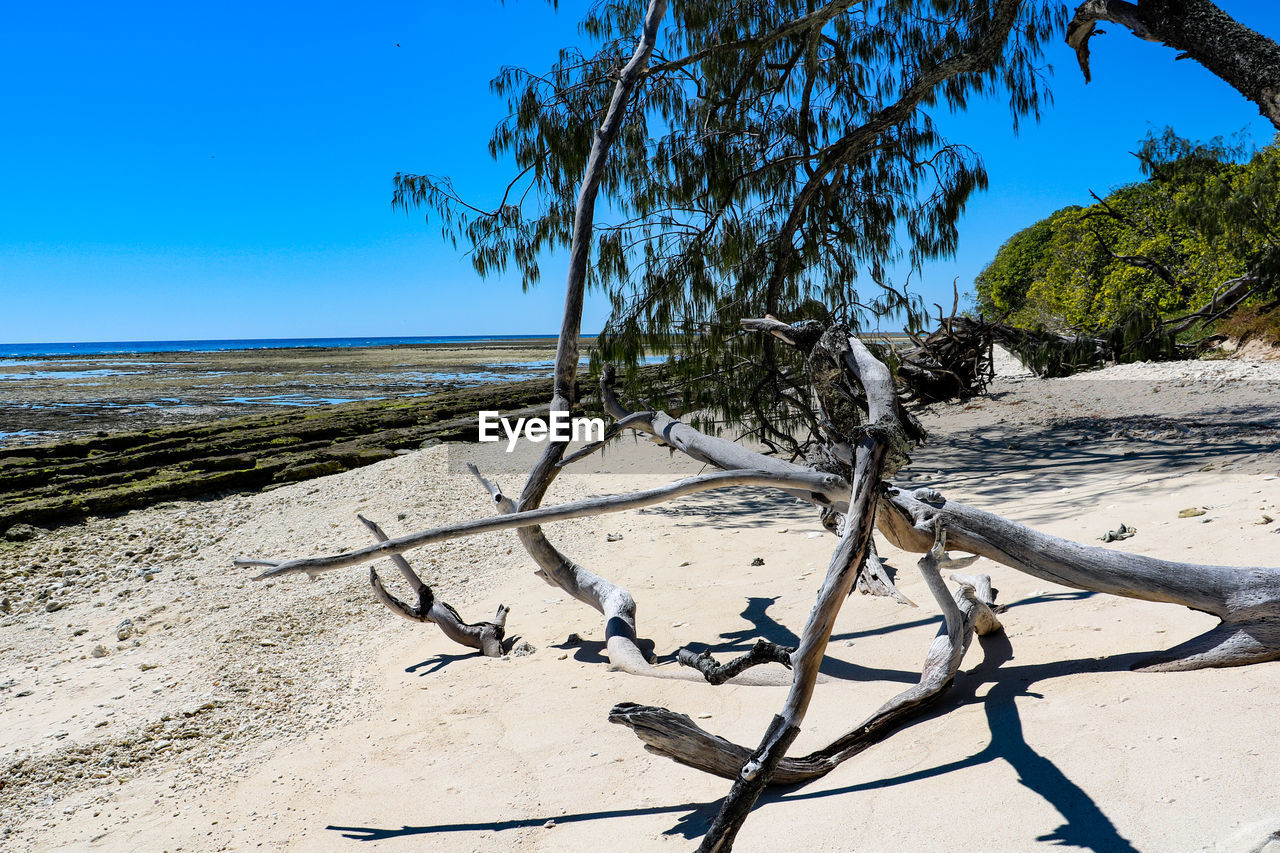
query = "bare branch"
(1066, 0, 1153, 84)
(238, 469, 847, 582)
(610, 524, 1004, 785)
(359, 514, 508, 657)
(676, 640, 795, 685)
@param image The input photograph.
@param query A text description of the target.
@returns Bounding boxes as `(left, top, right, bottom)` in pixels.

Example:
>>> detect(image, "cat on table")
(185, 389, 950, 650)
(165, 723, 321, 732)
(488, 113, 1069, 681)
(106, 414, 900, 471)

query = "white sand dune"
(2, 358, 1278, 851)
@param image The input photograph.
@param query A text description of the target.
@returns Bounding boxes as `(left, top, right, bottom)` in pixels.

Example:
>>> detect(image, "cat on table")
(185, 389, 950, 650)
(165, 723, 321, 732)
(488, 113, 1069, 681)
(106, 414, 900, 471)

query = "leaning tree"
(1067, 0, 1280, 129)
(239, 1, 1280, 849)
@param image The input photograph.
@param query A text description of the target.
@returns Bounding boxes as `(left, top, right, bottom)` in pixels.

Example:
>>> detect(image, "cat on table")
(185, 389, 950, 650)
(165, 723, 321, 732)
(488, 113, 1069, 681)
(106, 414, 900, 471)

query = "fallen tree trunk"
(877, 485, 1280, 671)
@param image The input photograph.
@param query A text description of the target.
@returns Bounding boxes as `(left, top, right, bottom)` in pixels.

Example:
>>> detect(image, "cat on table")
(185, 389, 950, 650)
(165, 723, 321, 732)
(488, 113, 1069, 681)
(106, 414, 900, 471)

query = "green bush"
(975, 130, 1278, 334)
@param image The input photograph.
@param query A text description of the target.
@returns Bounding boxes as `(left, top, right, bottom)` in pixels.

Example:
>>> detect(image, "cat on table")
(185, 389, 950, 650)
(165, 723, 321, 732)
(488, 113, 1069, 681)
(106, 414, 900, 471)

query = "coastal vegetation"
(974, 130, 1280, 340)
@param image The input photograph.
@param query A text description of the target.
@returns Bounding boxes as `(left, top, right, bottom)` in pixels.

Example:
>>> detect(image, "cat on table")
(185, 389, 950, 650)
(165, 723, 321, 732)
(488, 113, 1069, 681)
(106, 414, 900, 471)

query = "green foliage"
(975, 130, 1280, 333)
(397, 0, 1067, 447)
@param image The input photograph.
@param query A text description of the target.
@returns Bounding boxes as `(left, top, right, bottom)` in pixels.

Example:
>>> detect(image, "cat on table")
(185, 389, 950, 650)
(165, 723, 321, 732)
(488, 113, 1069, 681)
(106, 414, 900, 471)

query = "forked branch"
(358, 514, 508, 657)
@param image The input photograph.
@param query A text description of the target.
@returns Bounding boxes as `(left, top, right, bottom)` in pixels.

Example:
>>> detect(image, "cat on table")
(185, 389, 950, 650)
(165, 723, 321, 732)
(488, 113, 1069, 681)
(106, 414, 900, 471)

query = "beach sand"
(2, 354, 1278, 851)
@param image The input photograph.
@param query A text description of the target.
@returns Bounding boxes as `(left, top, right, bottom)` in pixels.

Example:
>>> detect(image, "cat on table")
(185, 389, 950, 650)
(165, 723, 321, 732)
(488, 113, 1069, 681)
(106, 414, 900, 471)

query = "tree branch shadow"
(404, 651, 481, 675)
(746, 634, 1145, 852)
(326, 800, 723, 842)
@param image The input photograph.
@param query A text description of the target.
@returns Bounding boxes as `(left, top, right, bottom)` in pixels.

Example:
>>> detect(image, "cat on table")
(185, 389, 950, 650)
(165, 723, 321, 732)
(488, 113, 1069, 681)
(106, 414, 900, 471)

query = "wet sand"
(0, 340, 564, 445)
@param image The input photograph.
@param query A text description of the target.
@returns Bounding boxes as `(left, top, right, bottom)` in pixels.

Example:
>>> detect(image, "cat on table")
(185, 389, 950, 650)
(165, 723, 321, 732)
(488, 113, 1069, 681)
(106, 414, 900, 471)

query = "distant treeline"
(973, 130, 1280, 336)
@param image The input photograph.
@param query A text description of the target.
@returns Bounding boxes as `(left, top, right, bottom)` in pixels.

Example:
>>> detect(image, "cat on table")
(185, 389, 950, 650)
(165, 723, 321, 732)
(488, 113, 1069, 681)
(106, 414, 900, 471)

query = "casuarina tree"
(240, 2, 1280, 849)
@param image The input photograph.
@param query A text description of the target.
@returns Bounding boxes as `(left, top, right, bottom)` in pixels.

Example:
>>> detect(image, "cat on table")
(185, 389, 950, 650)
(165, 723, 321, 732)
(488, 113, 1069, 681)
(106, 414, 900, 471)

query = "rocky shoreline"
(0, 376, 559, 536)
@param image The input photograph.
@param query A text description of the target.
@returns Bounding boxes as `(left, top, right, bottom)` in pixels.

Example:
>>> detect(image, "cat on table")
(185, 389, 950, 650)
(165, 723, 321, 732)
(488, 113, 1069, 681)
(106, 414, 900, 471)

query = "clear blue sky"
(1, 1, 1276, 343)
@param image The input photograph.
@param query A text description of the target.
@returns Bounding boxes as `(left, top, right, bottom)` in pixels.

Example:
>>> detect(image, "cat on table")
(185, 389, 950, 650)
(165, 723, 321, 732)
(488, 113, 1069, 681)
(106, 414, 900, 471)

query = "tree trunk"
(1068, 0, 1280, 129)
(503, 0, 670, 675)
(877, 485, 1280, 671)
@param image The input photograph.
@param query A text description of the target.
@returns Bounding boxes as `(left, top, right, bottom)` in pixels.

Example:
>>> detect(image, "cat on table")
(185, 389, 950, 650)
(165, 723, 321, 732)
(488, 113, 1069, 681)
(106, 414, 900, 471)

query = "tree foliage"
(974, 130, 1280, 333)
(395, 0, 1066, 453)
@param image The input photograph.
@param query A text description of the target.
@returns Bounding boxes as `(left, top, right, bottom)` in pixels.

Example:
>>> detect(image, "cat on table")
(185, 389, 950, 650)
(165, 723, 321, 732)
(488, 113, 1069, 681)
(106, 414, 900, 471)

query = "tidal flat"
(0, 340, 582, 533)
(0, 339, 566, 445)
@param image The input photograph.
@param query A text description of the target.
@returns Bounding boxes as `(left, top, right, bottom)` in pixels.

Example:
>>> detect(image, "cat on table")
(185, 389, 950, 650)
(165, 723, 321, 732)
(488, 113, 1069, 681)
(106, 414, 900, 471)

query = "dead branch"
(236, 468, 847, 581)
(1068, 0, 1280, 130)
(693, 333, 897, 851)
(677, 640, 795, 685)
(610, 522, 1004, 785)
(358, 514, 508, 657)
(878, 485, 1280, 670)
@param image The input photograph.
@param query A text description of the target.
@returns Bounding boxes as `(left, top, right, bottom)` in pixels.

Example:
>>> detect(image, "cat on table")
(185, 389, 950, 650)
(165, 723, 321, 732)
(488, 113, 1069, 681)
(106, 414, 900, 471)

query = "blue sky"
(1, 1, 1276, 343)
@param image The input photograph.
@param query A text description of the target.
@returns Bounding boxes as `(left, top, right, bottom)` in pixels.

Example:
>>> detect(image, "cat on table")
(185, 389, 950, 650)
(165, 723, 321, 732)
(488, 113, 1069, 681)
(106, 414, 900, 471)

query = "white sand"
(2, 357, 1279, 852)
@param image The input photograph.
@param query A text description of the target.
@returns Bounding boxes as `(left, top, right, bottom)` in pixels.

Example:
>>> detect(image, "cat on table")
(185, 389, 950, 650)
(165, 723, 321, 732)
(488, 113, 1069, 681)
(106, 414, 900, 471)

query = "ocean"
(0, 335, 559, 359)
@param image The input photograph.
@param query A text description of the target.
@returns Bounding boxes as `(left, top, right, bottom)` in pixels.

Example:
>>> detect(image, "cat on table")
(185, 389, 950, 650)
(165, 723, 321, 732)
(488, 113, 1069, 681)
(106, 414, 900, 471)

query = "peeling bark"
(855, 537, 917, 606)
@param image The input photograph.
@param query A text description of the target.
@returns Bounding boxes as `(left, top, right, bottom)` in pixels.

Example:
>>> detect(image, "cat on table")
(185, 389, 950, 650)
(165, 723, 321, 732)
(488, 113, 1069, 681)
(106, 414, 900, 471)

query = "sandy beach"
(2, 353, 1279, 852)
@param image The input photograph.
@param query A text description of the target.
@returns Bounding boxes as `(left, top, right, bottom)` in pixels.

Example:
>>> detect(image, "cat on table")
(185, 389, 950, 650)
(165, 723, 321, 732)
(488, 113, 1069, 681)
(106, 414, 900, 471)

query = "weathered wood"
(358, 514, 508, 657)
(855, 536, 917, 606)
(692, 334, 896, 852)
(676, 640, 794, 685)
(500, 0, 671, 676)
(610, 525, 1003, 785)
(598, 365, 843, 510)
(878, 486, 1280, 670)
(237, 468, 846, 580)
(467, 462, 795, 684)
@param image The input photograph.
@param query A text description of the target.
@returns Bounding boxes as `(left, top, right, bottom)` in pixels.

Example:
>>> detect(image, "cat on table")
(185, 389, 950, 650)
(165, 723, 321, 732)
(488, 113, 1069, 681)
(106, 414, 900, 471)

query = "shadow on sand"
(344, 594, 1154, 850)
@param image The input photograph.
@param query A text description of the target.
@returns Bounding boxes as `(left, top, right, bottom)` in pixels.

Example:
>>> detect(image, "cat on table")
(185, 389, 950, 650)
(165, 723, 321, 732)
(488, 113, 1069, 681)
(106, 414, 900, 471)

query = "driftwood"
(676, 640, 795, 686)
(877, 486, 1280, 671)
(854, 538, 916, 606)
(237, 468, 847, 580)
(610, 521, 1003, 785)
(239, 319, 1280, 849)
(359, 514, 509, 657)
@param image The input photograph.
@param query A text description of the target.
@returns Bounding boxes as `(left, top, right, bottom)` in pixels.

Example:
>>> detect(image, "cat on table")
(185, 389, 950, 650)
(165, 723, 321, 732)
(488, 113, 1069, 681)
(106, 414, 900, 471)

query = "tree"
(974, 130, 1279, 342)
(395, 0, 1064, 453)
(1067, 0, 1280, 129)
(240, 2, 1280, 850)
